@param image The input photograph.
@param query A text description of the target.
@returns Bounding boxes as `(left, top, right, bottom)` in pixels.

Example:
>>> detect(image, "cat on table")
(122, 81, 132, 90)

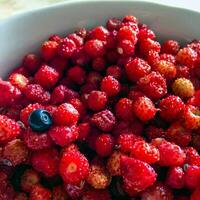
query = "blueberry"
(28, 109, 52, 132)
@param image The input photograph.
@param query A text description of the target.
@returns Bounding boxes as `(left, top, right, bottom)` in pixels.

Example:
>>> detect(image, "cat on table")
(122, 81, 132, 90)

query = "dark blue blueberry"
(28, 109, 52, 132)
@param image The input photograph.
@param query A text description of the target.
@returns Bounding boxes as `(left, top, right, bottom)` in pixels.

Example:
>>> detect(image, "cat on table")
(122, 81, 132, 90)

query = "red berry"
(138, 26, 155, 41)
(50, 85, 67, 105)
(117, 39, 135, 56)
(78, 122, 91, 141)
(84, 39, 105, 57)
(125, 57, 151, 82)
(34, 65, 59, 89)
(23, 54, 41, 73)
(67, 66, 86, 85)
(31, 148, 59, 177)
(106, 18, 121, 31)
(0, 115, 21, 144)
(191, 187, 200, 200)
(52, 185, 68, 200)
(137, 71, 167, 100)
(59, 150, 89, 185)
(89, 26, 109, 41)
(140, 38, 161, 55)
(166, 166, 184, 189)
(146, 50, 160, 66)
(118, 26, 137, 44)
(106, 65, 122, 80)
(41, 41, 58, 61)
(146, 126, 166, 141)
(160, 53, 176, 64)
(57, 38, 76, 58)
(161, 40, 180, 55)
(176, 65, 190, 78)
(49, 34, 61, 42)
(101, 76, 121, 97)
(86, 71, 102, 86)
(68, 98, 86, 118)
(68, 33, 84, 47)
(71, 47, 90, 66)
(91, 109, 116, 132)
(131, 140, 160, 164)
(95, 134, 114, 157)
(30, 185, 52, 200)
(14, 193, 28, 200)
(133, 96, 157, 121)
(82, 189, 111, 200)
(49, 126, 78, 147)
(53, 103, 79, 126)
(92, 57, 106, 72)
(121, 156, 157, 195)
(159, 95, 184, 122)
(88, 90, 107, 111)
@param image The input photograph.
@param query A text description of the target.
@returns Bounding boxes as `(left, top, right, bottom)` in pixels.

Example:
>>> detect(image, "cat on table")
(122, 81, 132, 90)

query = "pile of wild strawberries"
(1, 15, 200, 200)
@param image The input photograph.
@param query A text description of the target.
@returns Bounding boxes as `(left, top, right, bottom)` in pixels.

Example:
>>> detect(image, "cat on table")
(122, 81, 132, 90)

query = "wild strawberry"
(84, 39, 105, 57)
(30, 185, 52, 200)
(0, 115, 21, 144)
(137, 71, 167, 100)
(161, 40, 180, 55)
(87, 162, 111, 189)
(95, 134, 114, 157)
(57, 38, 76, 58)
(184, 147, 200, 165)
(50, 85, 67, 105)
(23, 53, 41, 73)
(9, 73, 29, 91)
(14, 193, 28, 200)
(3, 139, 28, 166)
(146, 126, 166, 141)
(20, 103, 44, 126)
(125, 57, 151, 82)
(49, 34, 61, 42)
(53, 103, 79, 126)
(21, 169, 40, 192)
(68, 33, 84, 47)
(141, 182, 174, 200)
(138, 26, 155, 41)
(59, 150, 89, 185)
(41, 41, 58, 61)
(160, 53, 176, 64)
(117, 26, 137, 44)
(172, 78, 194, 98)
(78, 123, 90, 141)
(49, 126, 78, 147)
(153, 139, 186, 166)
(31, 148, 59, 177)
(191, 187, 200, 200)
(106, 65, 122, 80)
(34, 65, 59, 89)
(92, 57, 106, 72)
(91, 109, 116, 132)
(166, 166, 185, 189)
(115, 98, 134, 121)
(117, 39, 135, 56)
(86, 71, 102, 86)
(106, 18, 121, 31)
(121, 156, 157, 195)
(133, 96, 157, 121)
(166, 122, 192, 147)
(159, 95, 184, 122)
(101, 76, 121, 97)
(52, 185, 68, 200)
(71, 47, 90, 66)
(89, 26, 109, 41)
(131, 140, 160, 164)
(68, 98, 86, 118)
(146, 50, 160, 66)
(82, 189, 111, 200)
(67, 66, 86, 85)
(184, 164, 200, 190)
(140, 38, 161, 55)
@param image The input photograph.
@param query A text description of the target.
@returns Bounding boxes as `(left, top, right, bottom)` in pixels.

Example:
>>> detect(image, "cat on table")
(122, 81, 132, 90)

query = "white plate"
(0, 0, 200, 77)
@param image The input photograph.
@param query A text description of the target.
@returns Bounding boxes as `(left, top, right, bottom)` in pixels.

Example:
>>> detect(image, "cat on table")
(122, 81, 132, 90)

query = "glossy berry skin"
(95, 134, 114, 157)
(88, 90, 107, 111)
(133, 96, 157, 122)
(137, 71, 167, 100)
(101, 76, 121, 97)
(53, 103, 79, 126)
(131, 140, 160, 164)
(0, 115, 21, 144)
(117, 26, 137, 44)
(140, 38, 161, 55)
(59, 150, 89, 185)
(117, 39, 135, 56)
(125, 57, 151, 82)
(23, 53, 41, 73)
(28, 109, 52, 132)
(115, 98, 134, 121)
(161, 40, 180, 55)
(159, 95, 185, 122)
(41, 41, 58, 61)
(31, 148, 59, 177)
(166, 167, 185, 189)
(121, 156, 157, 195)
(191, 187, 200, 200)
(89, 26, 109, 41)
(82, 189, 111, 200)
(106, 65, 122, 80)
(52, 185, 68, 200)
(49, 125, 78, 147)
(67, 66, 86, 85)
(30, 185, 52, 200)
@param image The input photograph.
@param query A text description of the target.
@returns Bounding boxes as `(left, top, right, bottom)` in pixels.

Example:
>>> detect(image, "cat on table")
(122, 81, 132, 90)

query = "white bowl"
(0, 0, 200, 78)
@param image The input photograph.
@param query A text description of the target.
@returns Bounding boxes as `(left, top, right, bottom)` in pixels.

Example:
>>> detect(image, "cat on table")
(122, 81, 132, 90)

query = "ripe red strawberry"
(89, 26, 109, 41)
(49, 125, 78, 147)
(50, 85, 67, 105)
(78, 122, 91, 141)
(121, 156, 157, 195)
(0, 115, 21, 144)
(59, 150, 89, 185)
(21, 169, 40, 192)
(68, 33, 84, 47)
(161, 40, 180, 55)
(30, 185, 52, 200)
(3, 139, 28, 166)
(159, 95, 184, 122)
(82, 189, 111, 200)
(131, 140, 160, 164)
(52, 185, 68, 200)
(14, 192, 28, 200)
(20, 103, 44, 126)
(23, 128, 53, 150)
(140, 38, 161, 55)
(141, 182, 174, 200)
(91, 109, 116, 132)
(34, 65, 59, 89)
(146, 126, 166, 141)
(95, 134, 114, 157)
(53, 103, 79, 126)
(152, 139, 186, 166)
(166, 166, 185, 189)
(137, 71, 167, 100)
(191, 187, 200, 200)
(31, 148, 59, 177)
(67, 66, 86, 85)
(133, 96, 157, 121)
(41, 41, 58, 61)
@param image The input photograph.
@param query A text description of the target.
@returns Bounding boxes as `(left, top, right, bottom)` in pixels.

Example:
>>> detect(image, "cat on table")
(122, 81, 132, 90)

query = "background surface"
(0, 0, 199, 19)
